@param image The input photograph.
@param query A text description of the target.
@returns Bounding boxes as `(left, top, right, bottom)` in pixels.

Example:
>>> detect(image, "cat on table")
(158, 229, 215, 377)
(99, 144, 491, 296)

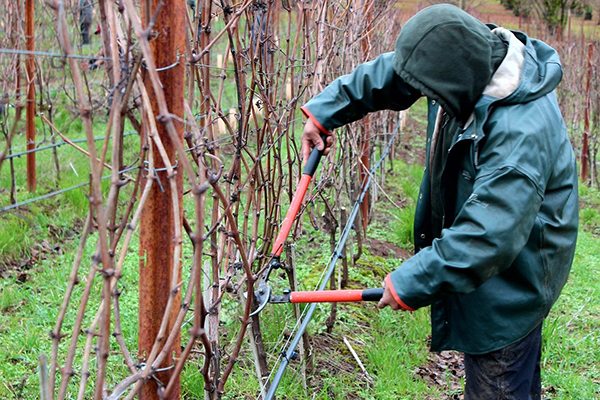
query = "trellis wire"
(0, 164, 137, 213)
(262, 115, 403, 400)
(0, 47, 113, 61)
(4, 131, 137, 160)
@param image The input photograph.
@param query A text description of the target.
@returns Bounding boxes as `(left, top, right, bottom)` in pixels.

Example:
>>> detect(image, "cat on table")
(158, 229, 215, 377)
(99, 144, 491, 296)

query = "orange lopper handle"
(271, 174, 312, 257)
(289, 288, 383, 303)
(270, 133, 328, 257)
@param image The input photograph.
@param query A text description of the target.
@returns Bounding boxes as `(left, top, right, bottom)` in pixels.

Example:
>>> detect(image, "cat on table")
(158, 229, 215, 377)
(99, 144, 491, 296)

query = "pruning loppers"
(261, 288, 383, 305)
(250, 134, 383, 316)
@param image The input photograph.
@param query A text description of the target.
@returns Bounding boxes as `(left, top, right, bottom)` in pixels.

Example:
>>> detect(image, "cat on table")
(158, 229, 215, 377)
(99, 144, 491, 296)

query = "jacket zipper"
(440, 112, 449, 228)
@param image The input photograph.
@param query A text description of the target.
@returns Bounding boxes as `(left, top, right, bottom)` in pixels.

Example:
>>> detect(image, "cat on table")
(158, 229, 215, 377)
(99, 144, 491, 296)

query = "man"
(79, 0, 93, 45)
(300, 5, 578, 399)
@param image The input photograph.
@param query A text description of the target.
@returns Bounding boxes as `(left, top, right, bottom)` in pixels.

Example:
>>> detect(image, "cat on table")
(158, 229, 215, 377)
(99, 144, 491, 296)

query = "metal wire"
(0, 164, 138, 214)
(260, 116, 402, 400)
(0, 47, 113, 61)
(5, 132, 137, 160)
(144, 53, 182, 72)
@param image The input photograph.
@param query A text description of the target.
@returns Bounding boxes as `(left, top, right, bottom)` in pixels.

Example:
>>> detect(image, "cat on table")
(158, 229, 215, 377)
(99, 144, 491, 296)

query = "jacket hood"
(489, 30, 563, 105)
(393, 4, 507, 122)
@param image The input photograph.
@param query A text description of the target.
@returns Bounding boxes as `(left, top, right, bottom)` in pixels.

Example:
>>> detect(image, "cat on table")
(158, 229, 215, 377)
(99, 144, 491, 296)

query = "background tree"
(500, 0, 592, 36)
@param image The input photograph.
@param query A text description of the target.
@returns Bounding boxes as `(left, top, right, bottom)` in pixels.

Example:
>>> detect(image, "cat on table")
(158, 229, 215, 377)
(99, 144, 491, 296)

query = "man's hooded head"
(393, 4, 507, 122)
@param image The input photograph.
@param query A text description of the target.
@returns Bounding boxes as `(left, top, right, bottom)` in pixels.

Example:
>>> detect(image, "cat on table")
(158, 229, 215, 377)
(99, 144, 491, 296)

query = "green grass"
(207, 170, 600, 399)
(3, 92, 600, 399)
(579, 183, 600, 235)
(542, 230, 600, 397)
(3, 100, 600, 398)
(0, 95, 144, 398)
(0, 229, 143, 398)
(2, 4, 600, 398)
(379, 158, 424, 249)
(0, 92, 141, 265)
(2, 177, 600, 400)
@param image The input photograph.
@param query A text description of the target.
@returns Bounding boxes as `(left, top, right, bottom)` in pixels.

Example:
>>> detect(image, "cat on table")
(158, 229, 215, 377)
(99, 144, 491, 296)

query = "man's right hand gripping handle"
(301, 118, 334, 164)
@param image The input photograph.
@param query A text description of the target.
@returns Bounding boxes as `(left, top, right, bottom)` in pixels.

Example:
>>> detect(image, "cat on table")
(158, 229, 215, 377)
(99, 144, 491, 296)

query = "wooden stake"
(39, 354, 49, 400)
(581, 42, 593, 183)
(285, 243, 313, 381)
(217, 117, 226, 135)
(325, 211, 338, 334)
(359, 0, 373, 235)
(285, 79, 292, 101)
(228, 108, 236, 130)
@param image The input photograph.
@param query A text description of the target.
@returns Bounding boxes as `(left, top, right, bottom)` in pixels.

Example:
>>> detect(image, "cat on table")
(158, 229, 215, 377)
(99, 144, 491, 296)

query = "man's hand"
(377, 280, 403, 310)
(301, 119, 334, 163)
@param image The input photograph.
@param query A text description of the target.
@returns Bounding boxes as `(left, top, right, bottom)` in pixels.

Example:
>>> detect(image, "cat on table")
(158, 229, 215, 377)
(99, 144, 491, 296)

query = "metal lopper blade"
(249, 278, 273, 317)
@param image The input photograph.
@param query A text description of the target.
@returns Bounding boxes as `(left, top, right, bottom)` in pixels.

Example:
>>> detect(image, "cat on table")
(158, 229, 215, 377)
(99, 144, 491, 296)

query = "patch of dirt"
(0, 216, 83, 282)
(0, 217, 83, 281)
(365, 237, 412, 261)
(542, 385, 557, 396)
(306, 333, 372, 400)
(396, 114, 427, 167)
(0, 239, 63, 281)
(311, 334, 360, 375)
(417, 351, 465, 400)
(4, 375, 29, 399)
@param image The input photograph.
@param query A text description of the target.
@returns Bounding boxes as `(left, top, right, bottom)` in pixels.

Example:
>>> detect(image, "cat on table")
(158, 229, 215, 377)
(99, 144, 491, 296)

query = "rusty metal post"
(139, 0, 185, 398)
(581, 42, 593, 182)
(26, 0, 36, 192)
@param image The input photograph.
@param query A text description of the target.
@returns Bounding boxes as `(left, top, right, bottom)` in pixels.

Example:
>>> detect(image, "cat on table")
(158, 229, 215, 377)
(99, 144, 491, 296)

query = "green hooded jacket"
(301, 5, 578, 354)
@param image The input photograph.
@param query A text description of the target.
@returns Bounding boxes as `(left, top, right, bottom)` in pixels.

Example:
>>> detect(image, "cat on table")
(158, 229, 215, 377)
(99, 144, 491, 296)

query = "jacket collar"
(483, 28, 526, 99)
(461, 28, 525, 133)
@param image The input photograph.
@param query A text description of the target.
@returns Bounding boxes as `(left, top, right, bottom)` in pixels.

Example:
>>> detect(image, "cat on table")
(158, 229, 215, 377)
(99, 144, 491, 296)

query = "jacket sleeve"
(387, 167, 544, 310)
(301, 52, 421, 133)
(387, 106, 557, 310)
